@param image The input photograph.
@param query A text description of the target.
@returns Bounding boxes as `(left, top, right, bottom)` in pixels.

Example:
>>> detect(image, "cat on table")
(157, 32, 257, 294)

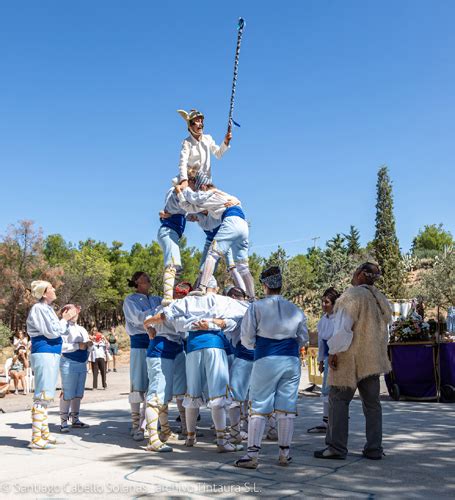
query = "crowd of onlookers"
(2, 326, 120, 396)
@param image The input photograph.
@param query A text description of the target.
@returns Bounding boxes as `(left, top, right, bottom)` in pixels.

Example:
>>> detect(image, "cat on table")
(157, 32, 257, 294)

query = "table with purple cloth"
(386, 342, 438, 400)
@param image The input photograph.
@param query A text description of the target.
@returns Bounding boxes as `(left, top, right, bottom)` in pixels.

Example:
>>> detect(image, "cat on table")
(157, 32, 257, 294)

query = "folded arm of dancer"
(176, 186, 240, 219)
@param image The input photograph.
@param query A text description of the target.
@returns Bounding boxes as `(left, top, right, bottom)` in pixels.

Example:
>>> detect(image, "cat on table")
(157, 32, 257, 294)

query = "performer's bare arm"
(143, 312, 166, 330)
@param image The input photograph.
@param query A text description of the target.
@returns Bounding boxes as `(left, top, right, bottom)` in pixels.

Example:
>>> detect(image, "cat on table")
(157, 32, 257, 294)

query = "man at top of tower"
(177, 109, 232, 183)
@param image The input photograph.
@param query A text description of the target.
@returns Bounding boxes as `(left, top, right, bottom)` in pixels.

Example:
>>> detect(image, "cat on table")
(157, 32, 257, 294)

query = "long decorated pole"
(227, 17, 246, 132)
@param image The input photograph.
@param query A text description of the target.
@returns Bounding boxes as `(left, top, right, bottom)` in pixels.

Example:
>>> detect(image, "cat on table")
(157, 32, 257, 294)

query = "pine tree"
(345, 225, 361, 255)
(373, 166, 405, 298)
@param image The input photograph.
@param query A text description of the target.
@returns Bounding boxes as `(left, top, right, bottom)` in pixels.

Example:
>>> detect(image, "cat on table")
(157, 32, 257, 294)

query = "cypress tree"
(373, 166, 405, 298)
(345, 225, 361, 255)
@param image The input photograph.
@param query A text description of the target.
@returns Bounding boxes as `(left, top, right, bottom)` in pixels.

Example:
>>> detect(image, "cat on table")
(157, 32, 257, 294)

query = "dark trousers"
(326, 375, 382, 457)
(92, 358, 107, 389)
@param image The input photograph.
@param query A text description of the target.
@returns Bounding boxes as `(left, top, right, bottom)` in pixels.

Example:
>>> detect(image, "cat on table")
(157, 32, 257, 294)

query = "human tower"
(24, 110, 308, 471)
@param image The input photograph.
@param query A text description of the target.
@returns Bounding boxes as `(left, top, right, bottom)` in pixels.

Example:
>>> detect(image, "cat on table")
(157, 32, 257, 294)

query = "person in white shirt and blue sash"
(234, 267, 308, 469)
(59, 304, 91, 433)
(26, 281, 76, 449)
(123, 272, 161, 441)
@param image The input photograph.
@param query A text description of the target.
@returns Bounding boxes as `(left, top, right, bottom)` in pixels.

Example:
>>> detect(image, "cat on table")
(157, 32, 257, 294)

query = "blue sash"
(147, 336, 183, 360)
(31, 335, 63, 355)
(63, 349, 89, 363)
(130, 333, 150, 350)
(160, 214, 186, 238)
(254, 336, 299, 361)
(186, 330, 225, 353)
(234, 342, 255, 361)
(221, 206, 245, 221)
(221, 334, 234, 356)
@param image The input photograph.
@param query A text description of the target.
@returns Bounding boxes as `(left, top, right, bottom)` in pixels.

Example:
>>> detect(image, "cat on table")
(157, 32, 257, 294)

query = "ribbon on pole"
(228, 17, 245, 130)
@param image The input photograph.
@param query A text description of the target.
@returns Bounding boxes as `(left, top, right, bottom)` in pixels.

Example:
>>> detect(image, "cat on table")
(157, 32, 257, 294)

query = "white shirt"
(26, 302, 69, 339)
(328, 309, 355, 355)
(162, 187, 186, 216)
(90, 340, 108, 360)
(61, 323, 89, 353)
(161, 293, 248, 332)
(317, 314, 335, 361)
(178, 134, 229, 181)
(177, 188, 241, 219)
(123, 294, 162, 337)
(153, 306, 184, 344)
(241, 295, 308, 350)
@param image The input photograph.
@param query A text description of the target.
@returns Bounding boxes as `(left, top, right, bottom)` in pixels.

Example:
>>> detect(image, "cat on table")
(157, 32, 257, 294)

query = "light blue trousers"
(230, 357, 253, 402)
(185, 348, 229, 402)
(210, 216, 249, 262)
(60, 357, 87, 401)
(130, 348, 149, 393)
(146, 351, 187, 405)
(249, 355, 301, 415)
(157, 226, 182, 268)
(31, 352, 60, 401)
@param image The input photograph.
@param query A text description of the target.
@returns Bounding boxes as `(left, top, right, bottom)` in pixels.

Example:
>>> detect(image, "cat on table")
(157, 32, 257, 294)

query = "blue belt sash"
(31, 335, 63, 355)
(187, 330, 225, 353)
(221, 335, 234, 356)
(160, 214, 186, 238)
(234, 342, 255, 361)
(254, 336, 299, 361)
(221, 206, 245, 221)
(147, 336, 183, 359)
(63, 349, 89, 363)
(130, 333, 150, 350)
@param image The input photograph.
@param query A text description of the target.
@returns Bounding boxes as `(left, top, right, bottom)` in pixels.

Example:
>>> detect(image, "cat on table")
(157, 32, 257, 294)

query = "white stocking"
(228, 267, 246, 291)
(185, 407, 199, 435)
(211, 405, 227, 445)
(200, 254, 219, 288)
(277, 414, 295, 458)
(246, 415, 266, 458)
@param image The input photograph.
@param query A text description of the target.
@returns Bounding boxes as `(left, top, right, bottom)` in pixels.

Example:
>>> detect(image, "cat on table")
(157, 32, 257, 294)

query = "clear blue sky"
(1, 1, 454, 256)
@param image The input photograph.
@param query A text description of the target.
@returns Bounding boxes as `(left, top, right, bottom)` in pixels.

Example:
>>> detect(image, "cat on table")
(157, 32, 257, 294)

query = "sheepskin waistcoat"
(328, 285, 392, 389)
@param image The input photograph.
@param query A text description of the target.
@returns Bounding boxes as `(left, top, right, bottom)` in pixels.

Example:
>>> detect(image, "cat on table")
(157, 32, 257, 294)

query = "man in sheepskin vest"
(314, 262, 392, 460)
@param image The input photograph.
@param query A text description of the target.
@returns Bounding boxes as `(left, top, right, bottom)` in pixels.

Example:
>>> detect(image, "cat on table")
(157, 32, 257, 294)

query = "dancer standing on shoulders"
(26, 281, 76, 449)
(157, 186, 187, 306)
(175, 174, 255, 299)
(177, 109, 231, 184)
(123, 272, 161, 441)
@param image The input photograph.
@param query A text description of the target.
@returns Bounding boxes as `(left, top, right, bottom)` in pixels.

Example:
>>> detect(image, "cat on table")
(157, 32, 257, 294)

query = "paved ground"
(1, 367, 455, 499)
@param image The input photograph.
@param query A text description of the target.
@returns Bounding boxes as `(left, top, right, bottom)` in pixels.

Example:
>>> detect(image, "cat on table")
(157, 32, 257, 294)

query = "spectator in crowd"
(90, 330, 108, 390)
(9, 349, 29, 395)
(107, 326, 118, 373)
(13, 330, 29, 355)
